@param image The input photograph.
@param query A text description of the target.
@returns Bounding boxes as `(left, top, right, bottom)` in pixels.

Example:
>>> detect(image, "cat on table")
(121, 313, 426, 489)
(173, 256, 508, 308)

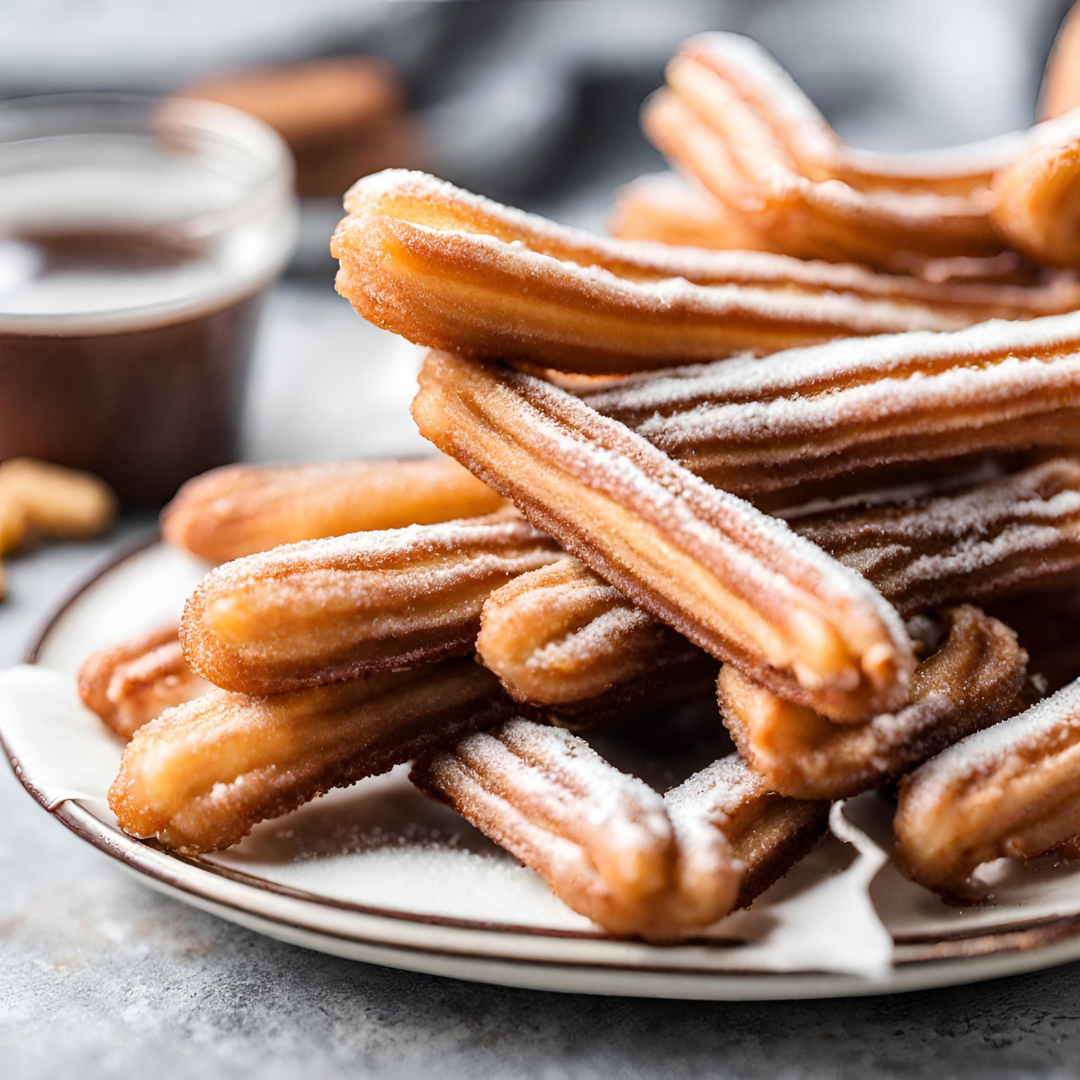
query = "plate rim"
(7, 537, 1080, 997)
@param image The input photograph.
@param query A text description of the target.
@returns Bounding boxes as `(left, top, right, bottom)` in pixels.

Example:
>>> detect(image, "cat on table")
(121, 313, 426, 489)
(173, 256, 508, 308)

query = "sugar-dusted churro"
(608, 172, 777, 251)
(648, 33, 1080, 269)
(581, 311, 1080, 499)
(162, 457, 505, 562)
(793, 458, 1080, 616)
(476, 462, 1080, 729)
(110, 657, 513, 854)
(180, 512, 561, 696)
(413, 351, 915, 723)
(669, 32, 1022, 195)
(477, 459, 1080, 720)
(720, 606, 1026, 801)
(411, 718, 738, 939)
(991, 137, 1080, 269)
(477, 559, 717, 724)
(895, 678, 1080, 901)
(664, 754, 829, 910)
(648, 52, 993, 267)
(609, 172, 1035, 287)
(333, 171, 1079, 376)
(78, 625, 211, 740)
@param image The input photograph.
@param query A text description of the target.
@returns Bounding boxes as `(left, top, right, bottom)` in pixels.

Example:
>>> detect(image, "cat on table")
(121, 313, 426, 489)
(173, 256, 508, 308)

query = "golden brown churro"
(609, 172, 778, 251)
(477, 559, 717, 726)
(412, 350, 914, 723)
(162, 457, 505, 562)
(477, 461, 1080, 725)
(411, 718, 738, 940)
(332, 171, 1079, 377)
(0, 457, 116, 554)
(664, 754, 829, 910)
(609, 173, 1036, 288)
(720, 606, 1026, 800)
(793, 459, 1080, 616)
(991, 137, 1080, 269)
(109, 657, 512, 854)
(647, 33, 1080, 269)
(581, 312, 1080, 499)
(664, 32, 1012, 195)
(895, 678, 1080, 901)
(180, 512, 561, 696)
(78, 625, 211, 740)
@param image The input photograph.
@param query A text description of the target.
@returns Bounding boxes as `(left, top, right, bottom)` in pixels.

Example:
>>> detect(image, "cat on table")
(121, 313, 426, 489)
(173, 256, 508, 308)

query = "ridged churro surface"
(648, 32, 1080, 270)
(896, 678, 1080, 901)
(181, 512, 561, 695)
(162, 457, 505, 562)
(720, 606, 1027, 800)
(665, 754, 829, 910)
(110, 658, 512, 854)
(413, 351, 915, 723)
(411, 718, 738, 940)
(477, 559, 717, 708)
(78, 625, 210, 740)
(582, 312, 1080, 498)
(332, 171, 1078, 376)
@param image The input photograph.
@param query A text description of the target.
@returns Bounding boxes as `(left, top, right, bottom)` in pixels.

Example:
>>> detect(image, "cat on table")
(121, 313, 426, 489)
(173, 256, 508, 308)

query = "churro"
(895, 678, 1080, 901)
(333, 171, 1078, 376)
(664, 754, 829, 910)
(162, 457, 505, 562)
(110, 657, 512, 854)
(78, 625, 211, 740)
(581, 311, 1080, 499)
(609, 172, 776, 251)
(477, 559, 717, 725)
(478, 462, 1080, 726)
(720, 606, 1026, 800)
(413, 350, 914, 723)
(411, 718, 738, 940)
(794, 458, 1080, 616)
(991, 137, 1080, 269)
(180, 512, 561, 696)
(648, 33, 1080, 269)
(610, 172, 1036, 288)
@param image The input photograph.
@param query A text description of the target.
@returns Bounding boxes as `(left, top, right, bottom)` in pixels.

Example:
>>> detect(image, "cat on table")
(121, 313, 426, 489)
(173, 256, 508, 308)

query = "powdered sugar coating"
(335, 170, 1074, 375)
(721, 606, 1027, 800)
(664, 752, 830, 909)
(905, 679, 1080, 808)
(582, 311, 1080, 496)
(411, 718, 738, 939)
(181, 513, 561, 695)
(794, 459, 1080, 615)
(415, 351, 914, 721)
(689, 31, 1080, 184)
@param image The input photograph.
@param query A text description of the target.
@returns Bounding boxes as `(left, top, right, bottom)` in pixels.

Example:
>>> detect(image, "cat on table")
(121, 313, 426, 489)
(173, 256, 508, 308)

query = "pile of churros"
(81, 22, 1080, 941)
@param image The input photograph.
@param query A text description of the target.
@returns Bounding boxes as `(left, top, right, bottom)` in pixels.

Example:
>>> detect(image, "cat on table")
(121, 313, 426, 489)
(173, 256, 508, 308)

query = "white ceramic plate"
(6, 539, 1080, 1000)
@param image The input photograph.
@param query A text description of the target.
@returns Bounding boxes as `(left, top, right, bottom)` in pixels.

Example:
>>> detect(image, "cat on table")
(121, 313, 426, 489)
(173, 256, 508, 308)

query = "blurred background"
(0, 0, 1075, 637)
(0, 0, 1073, 465)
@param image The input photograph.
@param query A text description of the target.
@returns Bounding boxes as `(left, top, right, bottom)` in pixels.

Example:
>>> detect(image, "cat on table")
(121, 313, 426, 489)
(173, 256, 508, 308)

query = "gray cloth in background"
(0, 0, 1073, 232)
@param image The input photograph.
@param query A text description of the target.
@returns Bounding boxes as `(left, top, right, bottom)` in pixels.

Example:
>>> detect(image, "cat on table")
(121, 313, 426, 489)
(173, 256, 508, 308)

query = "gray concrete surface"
(7, 286, 1080, 1080)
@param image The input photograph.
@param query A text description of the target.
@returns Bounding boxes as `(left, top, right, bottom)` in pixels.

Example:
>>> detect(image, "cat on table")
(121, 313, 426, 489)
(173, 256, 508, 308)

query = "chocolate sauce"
(0, 228, 265, 504)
